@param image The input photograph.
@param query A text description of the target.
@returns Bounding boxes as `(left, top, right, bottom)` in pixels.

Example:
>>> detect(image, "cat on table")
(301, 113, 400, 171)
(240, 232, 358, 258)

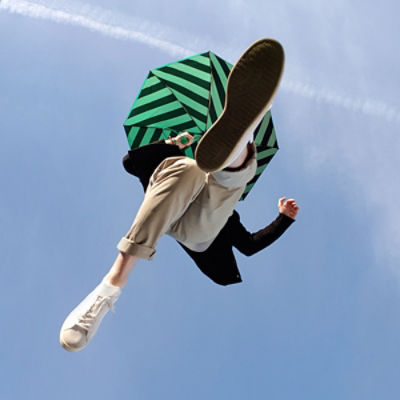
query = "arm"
(231, 198, 299, 256)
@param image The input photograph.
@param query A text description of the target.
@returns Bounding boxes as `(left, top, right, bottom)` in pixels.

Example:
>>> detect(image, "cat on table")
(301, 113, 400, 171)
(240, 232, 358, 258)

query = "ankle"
(103, 274, 125, 289)
(225, 142, 254, 170)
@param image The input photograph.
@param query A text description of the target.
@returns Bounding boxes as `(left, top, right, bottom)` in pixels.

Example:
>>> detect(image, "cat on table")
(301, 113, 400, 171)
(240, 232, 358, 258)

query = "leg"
(105, 252, 139, 288)
(60, 157, 206, 352)
(195, 38, 284, 172)
(169, 143, 257, 250)
(225, 141, 252, 169)
(117, 157, 206, 258)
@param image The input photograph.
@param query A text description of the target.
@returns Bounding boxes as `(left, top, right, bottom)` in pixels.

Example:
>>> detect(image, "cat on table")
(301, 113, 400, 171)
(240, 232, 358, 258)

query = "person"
(122, 133, 298, 286)
(59, 38, 299, 352)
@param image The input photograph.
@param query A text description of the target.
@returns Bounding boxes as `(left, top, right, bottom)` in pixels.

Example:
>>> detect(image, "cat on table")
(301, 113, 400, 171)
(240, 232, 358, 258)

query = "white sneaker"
(195, 38, 284, 172)
(59, 280, 121, 352)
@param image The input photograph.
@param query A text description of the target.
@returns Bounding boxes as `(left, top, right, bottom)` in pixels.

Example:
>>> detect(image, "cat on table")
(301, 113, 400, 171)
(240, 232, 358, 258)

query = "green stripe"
(162, 79, 209, 108)
(212, 66, 227, 113)
(159, 129, 172, 140)
(210, 53, 229, 114)
(139, 128, 157, 147)
(129, 100, 186, 125)
(184, 146, 194, 158)
(156, 52, 210, 70)
(192, 53, 213, 66)
(215, 53, 232, 76)
(153, 69, 210, 97)
(180, 58, 211, 74)
(207, 102, 218, 129)
(169, 120, 198, 131)
(137, 79, 164, 99)
(210, 53, 230, 88)
(247, 174, 261, 186)
(267, 128, 277, 147)
(259, 119, 274, 148)
(242, 182, 254, 194)
(182, 102, 208, 124)
(163, 80, 209, 108)
(257, 147, 278, 160)
(134, 107, 187, 127)
(128, 94, 177, 118)
(166, 88, 209, 120)
(131, 86, 172, 109)
(129, 126, 147, 148)
(158, 66, 210, 90)
(255, 165, 267, 175)
(149, 128, 163, 144)
(210, 79, 224, 118)
(164, 62, 211, 85)
(257, 154, 276, 168)
(254, 114, 271, 144)
(126, 126, 137, 147)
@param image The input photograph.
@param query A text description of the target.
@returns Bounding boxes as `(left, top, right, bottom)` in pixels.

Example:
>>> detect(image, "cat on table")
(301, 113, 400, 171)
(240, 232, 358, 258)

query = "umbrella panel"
(124, 52, 278, 200)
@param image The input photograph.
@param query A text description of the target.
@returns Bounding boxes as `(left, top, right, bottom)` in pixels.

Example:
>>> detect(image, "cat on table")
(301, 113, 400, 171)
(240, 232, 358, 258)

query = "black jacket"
(123, 142, 294, 285)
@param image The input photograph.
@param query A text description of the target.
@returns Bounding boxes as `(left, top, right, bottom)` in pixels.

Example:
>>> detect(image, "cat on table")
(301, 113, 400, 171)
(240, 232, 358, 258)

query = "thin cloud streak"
(281, 80, 400, 124)
(0, 0, 194, 57)
(1, 0, 400, 125)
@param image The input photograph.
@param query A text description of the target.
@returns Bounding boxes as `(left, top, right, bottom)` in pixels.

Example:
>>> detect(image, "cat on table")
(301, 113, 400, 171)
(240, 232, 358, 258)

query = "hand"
(165, 132, 194, 149)
(278, 197, 299, 219)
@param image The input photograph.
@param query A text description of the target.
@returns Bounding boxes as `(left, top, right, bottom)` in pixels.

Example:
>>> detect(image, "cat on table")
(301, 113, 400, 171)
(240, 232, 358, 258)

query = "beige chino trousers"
(117, 144, 257, 260)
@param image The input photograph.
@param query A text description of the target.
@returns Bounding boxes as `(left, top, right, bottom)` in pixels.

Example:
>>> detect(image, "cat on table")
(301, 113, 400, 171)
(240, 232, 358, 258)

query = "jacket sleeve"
(230, 211, 295, 256)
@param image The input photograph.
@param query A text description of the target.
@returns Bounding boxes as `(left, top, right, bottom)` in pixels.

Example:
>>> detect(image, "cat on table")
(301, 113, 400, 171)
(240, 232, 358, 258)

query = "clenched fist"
(278, 197, 299, 219)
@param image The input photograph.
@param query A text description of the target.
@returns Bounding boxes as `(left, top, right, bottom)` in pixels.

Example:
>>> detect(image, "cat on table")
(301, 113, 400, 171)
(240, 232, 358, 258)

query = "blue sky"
(1, 0, 400, 399)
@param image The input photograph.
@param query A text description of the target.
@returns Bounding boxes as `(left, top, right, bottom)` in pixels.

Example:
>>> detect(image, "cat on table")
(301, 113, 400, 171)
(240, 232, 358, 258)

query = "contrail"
(1, 0, 400, 124)
(0, 0, 194, 57)
(281, 79, 400, 124)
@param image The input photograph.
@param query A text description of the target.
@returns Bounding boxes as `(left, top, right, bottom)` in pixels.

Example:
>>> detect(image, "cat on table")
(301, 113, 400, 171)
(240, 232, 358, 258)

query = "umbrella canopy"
(123, 51, 279, 200)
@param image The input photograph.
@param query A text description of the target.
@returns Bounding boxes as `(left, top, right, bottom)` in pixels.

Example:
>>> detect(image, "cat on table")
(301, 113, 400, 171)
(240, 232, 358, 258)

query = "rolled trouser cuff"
(117, 237, 156, 260)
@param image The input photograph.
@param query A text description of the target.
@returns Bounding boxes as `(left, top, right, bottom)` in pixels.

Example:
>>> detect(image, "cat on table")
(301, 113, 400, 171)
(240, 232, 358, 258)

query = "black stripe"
(163, 80, 209, 108)
(131, 127, 147, 149)
(256, 154, 275, 168)
(246, 174, 260, 186)
(150, 128, 163, 143)
(216, 54, 232, 77)
(209, 103, 218, 125)
(180, 58, 211, 74)
(129, 94, 177, 118)
(253, 121, 262, 137)
(169, 120, 197, 131)
(259, 120, 274, 148)
(183, 103, 208, 124)
(136, 108, 187, 127)
(212, 63, 227, 110)
(137, 81, 165, 99)
(158, 66, 210, 90)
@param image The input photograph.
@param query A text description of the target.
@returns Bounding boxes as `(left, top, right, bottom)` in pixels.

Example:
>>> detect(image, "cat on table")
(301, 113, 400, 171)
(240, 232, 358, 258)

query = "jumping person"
(59, 38, 299, 352)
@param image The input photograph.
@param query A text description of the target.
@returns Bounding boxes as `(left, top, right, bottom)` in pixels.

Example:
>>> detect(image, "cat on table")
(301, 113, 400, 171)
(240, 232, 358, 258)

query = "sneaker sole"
(59, 335, 80, 352)
(195, 38, 285, 172)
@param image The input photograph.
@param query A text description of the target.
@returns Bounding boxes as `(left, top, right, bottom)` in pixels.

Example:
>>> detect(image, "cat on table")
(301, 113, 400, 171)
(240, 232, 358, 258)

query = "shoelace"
(77, 296, 115, 331)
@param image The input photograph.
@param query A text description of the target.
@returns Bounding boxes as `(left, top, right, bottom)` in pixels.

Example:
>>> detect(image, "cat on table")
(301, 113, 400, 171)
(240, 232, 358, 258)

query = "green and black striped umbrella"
(124, 51, 279, 200)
